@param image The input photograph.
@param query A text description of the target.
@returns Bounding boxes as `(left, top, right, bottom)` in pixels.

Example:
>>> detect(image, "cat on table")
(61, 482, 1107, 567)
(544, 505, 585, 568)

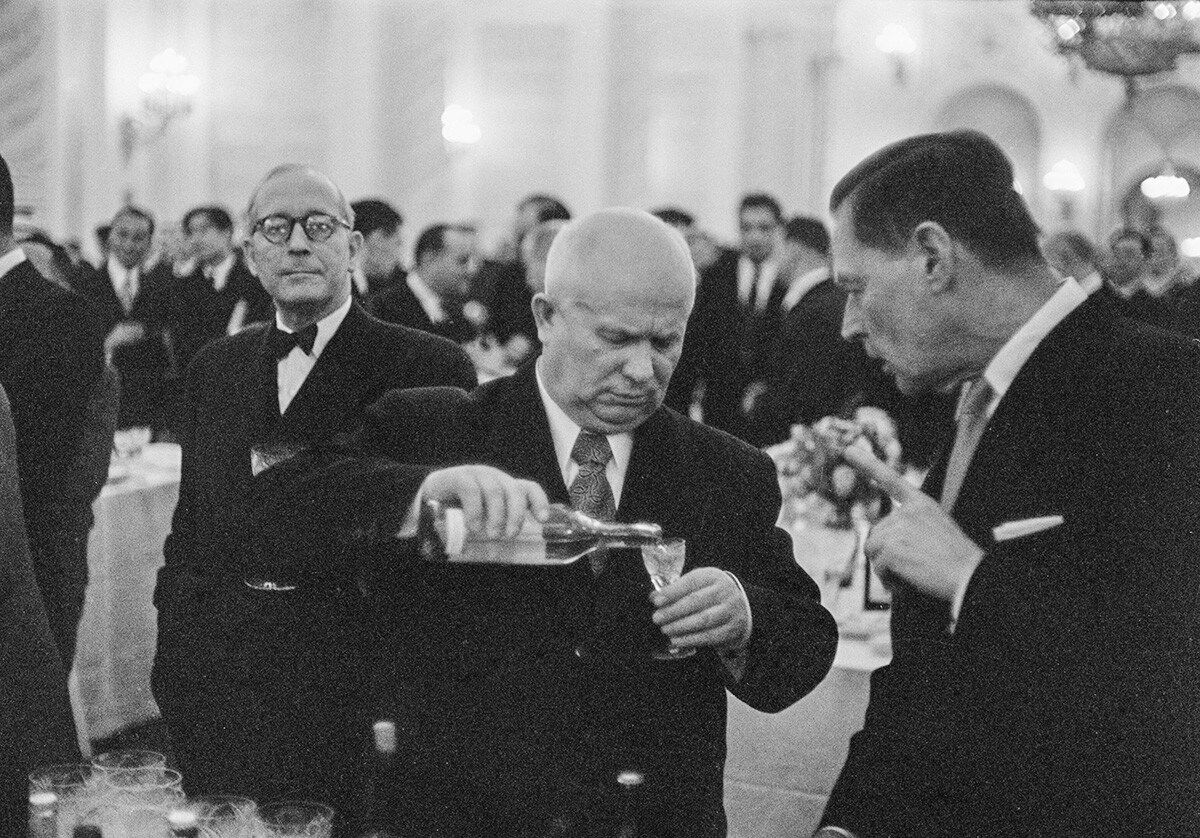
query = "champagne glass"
(641, 538, 696, 660)
(190, 795, 258, 838)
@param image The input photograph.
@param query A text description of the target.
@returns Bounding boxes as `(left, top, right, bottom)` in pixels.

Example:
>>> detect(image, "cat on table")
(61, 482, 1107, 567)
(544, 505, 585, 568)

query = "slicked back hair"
(830, 130, 1042, 270)
(352, 198, 403, 237)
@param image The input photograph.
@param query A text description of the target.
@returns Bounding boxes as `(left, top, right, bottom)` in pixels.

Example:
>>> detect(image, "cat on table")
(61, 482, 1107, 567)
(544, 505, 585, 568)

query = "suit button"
(574, 644, 588, 659)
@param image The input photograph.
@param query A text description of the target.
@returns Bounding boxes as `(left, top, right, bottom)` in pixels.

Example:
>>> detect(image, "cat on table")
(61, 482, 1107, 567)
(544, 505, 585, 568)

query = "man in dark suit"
(257, 208, 838, 836)
(368, 222, 477, 344)
(0, 153, 105, 665)
(816, 131, 1200, 837)
(667, 193, 788, 442)
(169, 205, 273, 370)
(151, 163, 478, 817)
(73, 204, 173, 430)
(350, 198, 408, 308)
(0, 382, 81, 837)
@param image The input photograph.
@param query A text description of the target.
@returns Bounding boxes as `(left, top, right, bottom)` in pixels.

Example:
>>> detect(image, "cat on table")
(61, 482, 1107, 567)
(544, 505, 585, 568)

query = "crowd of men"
(0, 129, 1198, 838)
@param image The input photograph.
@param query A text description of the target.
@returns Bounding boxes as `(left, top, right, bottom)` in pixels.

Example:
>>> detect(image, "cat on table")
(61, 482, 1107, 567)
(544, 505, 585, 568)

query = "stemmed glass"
(257, 800, 335, 838)
(641, 538, 696, 660)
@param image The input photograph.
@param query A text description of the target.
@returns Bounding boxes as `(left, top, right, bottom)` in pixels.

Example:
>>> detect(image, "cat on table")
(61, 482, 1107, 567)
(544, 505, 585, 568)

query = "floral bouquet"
(766, 406, 902, 530)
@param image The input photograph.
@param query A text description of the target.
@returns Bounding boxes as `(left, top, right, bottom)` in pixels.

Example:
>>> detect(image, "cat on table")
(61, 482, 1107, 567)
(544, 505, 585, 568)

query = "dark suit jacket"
(0, 384, 80, 837)
(255, 361, 838, 837)
(152, 301, 475, 814)
(368, 278, 475, 344)
(822, 302, 1200, 837)
(73, 260, 173, 427)
(667, 250, 787, 441)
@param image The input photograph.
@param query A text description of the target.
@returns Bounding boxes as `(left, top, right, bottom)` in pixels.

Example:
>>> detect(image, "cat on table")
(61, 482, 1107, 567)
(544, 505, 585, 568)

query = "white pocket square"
(993, 515, 1065, 542)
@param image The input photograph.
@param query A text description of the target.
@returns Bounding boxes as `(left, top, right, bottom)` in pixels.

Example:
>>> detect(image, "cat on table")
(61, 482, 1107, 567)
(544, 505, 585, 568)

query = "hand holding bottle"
(417, 465, 550, 540)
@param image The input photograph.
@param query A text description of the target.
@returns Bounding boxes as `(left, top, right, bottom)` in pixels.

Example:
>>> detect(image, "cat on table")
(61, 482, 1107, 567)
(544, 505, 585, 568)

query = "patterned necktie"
(569, 430, 616, 575)
(940, 377, 994, 510)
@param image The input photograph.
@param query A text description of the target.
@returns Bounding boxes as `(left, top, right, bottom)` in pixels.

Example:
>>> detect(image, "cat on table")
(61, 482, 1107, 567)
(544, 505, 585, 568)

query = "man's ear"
(912, 221, 957, 292)
(242, 238, 259, 278)
(531, 293, 554, 341)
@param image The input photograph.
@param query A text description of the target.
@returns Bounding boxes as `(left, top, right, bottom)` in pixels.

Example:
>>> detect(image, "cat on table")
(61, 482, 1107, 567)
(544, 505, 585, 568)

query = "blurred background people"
(369, 222, 477, 344)
(350, 198, 407, 307)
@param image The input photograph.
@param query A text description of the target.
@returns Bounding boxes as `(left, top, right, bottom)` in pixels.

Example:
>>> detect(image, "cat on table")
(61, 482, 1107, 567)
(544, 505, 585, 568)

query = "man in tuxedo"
(816, 131, 1200, 837)
(666, 192, 788, 441)
(0, 153, 105, 665)
(257, 207, 838, 836)
(74, 204, 173, 430)
(350, 198, 407, 307)
(369, 222, 476, 343)
(151, 163, 478, 815)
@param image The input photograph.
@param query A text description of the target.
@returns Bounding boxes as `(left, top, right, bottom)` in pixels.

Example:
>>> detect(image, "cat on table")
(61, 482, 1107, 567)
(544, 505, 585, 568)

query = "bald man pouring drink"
(250, 207, 837, 837)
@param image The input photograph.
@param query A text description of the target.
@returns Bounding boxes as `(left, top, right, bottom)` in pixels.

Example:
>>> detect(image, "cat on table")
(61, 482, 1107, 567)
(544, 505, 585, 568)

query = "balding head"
(534, 208, 695, 433)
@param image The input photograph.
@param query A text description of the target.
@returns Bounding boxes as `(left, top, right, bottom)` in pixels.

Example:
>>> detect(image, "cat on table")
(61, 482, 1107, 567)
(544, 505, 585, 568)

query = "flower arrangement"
(766, 406, 902, 530)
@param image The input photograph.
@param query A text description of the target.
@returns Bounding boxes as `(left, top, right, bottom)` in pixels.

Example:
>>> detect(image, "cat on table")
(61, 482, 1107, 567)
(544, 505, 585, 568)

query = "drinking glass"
(191, 795, 258, 838)
(28, 763, 98, 838)
(257, 801, 335, 838)
(641, 538, 696, 660)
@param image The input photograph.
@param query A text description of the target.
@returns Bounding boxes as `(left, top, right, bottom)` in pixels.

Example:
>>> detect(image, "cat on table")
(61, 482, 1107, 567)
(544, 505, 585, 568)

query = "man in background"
(369, 222, 477, 343)
(350, 198, 407, 307)
(0, 152, 105, 665)
(667, 192, 788, 440)
(152, 163, 477, 820)
(74, 205, 173, 430)
(816, 130, 1200, 838)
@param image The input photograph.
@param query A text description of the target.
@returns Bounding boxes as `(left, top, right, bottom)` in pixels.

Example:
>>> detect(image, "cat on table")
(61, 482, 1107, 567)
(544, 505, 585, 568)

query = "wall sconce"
(875, 24, 916, 84)
(1043, 159, 1085, 222)
(120, 49, 199, 164)
(441, 105, 481, 146)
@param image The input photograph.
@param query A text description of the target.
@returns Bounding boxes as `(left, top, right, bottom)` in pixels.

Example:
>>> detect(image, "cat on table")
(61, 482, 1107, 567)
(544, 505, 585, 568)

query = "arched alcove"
(935, 84, 1043, 218)
(1101, 84, 1200, 240)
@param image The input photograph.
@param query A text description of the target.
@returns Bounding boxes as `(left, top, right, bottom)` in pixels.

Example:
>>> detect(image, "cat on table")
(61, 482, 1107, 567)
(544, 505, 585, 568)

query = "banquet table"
(70, 442, 181, 748)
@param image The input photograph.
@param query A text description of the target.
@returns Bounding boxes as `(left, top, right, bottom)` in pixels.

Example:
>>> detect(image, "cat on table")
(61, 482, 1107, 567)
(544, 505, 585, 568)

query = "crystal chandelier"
(1031, 1, 1200, 94)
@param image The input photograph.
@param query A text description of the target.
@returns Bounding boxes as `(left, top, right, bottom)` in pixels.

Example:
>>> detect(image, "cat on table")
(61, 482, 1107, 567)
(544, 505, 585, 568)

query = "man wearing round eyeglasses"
(153, 163, 479, 819)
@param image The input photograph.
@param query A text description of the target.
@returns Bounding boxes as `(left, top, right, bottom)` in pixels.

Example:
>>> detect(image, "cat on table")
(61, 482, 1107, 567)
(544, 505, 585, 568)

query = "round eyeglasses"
(253, 213, 351, 245)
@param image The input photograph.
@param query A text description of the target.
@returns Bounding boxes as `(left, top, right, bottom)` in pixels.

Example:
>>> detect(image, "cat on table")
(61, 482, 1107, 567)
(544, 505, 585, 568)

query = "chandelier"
(1031, 1, 1200, 93)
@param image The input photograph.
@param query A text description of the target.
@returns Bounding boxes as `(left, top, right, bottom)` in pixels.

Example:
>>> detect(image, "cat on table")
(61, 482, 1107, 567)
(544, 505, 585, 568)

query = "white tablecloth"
(724, 519, 892, 838)
(71, 443, 181, 744)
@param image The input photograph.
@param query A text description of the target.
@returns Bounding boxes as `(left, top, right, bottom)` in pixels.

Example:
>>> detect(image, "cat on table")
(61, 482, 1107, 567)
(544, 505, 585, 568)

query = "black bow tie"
(269, 323, 318, 359)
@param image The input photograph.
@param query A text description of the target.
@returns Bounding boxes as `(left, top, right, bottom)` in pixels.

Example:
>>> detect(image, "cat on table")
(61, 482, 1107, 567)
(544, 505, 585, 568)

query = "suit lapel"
(619, 409, 709, 540)
(478, 366, 568, 504)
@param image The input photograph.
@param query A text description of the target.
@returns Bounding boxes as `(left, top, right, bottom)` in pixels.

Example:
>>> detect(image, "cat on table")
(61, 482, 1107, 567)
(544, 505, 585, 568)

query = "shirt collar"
(534, 357, 634, 492)
(406, 271, 446, 323)
(973, 277, 1088, 417)
(0, 247, 26, 280)
(208, 253, 236, 291)
(781, 264, 830, 311)
(273, 295, 352, 361)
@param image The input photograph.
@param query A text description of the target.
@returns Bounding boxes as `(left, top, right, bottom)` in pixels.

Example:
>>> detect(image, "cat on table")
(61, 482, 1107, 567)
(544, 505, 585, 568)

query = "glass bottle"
(28, 791, 57, 838)
(418, 501, 662, 566)
(352, 719, 399, 838)
(615, 770, 644, 838)
(167, 809, 199, 838)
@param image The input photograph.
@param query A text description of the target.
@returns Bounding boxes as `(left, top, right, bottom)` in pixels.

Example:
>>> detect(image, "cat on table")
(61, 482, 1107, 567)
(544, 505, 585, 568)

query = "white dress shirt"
(275, 296, 353, 414)
(534, 359, 633, 506)
(107, 254, 140, 312)
(737, 256, 781, 311)
(205, 253, 236, 292)
(0, 247, 26, 280)
(780, 265, 831, 313)
(407, 271, 448, 325)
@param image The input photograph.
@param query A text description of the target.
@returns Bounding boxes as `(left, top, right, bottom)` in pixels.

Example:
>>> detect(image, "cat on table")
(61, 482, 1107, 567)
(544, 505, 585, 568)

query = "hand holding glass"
(641, 538, 696, 660)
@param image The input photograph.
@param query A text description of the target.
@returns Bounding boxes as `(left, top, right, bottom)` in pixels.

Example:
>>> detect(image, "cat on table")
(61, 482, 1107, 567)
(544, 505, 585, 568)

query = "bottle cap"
(29, 790, 57, 807)
(373, 719, 398, 754)
(167, 808, 198, 827)
(443, 506, 466, 555)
